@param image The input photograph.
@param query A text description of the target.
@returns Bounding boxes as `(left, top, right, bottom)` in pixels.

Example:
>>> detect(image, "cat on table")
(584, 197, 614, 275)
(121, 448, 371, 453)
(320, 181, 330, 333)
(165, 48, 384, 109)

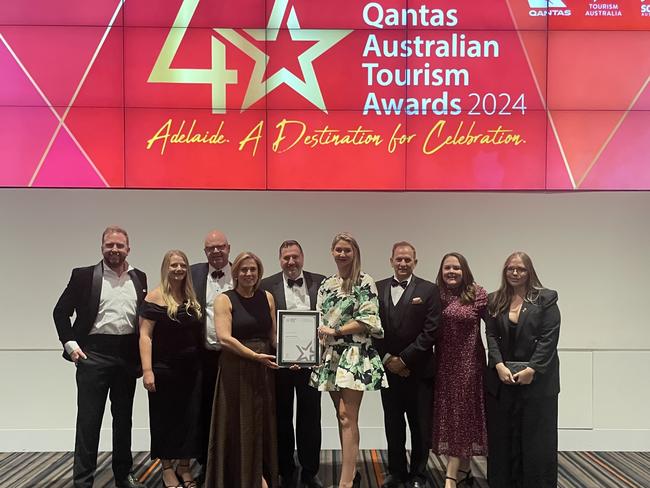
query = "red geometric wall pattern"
(1, 0, 648, 189)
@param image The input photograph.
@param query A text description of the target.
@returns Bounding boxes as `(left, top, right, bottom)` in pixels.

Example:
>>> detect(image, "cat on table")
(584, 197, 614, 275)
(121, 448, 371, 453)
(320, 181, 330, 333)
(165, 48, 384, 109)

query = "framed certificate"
(276, 310, 320, 367)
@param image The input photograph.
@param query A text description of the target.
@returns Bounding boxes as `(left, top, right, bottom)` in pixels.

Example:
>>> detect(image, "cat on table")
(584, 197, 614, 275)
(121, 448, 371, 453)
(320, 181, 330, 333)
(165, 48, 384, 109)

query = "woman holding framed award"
(205, 252, 279, 488)
(485, 252, 561, 488)
(310, 232, 387, 488)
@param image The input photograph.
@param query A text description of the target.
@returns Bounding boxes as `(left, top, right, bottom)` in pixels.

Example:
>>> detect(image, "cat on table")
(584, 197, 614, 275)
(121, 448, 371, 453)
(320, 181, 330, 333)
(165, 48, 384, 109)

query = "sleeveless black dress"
(139, 301, 202, 459)
(205, 289, 278, 488)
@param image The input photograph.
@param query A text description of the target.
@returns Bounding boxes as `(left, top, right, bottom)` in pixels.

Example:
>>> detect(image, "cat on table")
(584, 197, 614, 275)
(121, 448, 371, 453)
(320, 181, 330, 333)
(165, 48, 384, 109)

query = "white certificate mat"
(276, 310, 320, 367)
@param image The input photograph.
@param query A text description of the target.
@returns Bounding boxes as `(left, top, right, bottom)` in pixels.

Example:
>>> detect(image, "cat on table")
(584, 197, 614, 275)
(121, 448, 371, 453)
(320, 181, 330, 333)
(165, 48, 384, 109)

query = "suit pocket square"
(411, 297, 423, 304)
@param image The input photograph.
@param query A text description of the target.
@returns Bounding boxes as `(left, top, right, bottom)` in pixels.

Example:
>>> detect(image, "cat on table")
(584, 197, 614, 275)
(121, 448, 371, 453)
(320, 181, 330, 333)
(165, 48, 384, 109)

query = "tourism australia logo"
(528, 0, 572, 16)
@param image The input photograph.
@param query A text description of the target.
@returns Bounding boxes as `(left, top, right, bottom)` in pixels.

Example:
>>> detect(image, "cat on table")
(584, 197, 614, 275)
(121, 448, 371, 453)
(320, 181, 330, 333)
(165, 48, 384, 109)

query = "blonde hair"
(332, 232, 361, 294)
(489, 251, 544, 316)
(231, 251, 264, 291)
(160, 250, 202, 320)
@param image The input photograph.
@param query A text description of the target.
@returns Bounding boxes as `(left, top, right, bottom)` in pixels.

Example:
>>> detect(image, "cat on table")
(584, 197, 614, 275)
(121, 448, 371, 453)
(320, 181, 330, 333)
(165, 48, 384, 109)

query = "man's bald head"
(203, 230, 230, 270)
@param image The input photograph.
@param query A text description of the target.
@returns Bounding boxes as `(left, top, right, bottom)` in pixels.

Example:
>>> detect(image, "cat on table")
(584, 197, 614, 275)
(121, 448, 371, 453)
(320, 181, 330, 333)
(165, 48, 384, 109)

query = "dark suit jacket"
(484, 288, 561, 398)
(53, 261, 147, 361)
(259, 270, 325, 313)
(190, 262, 211, 328)
(374, 275, 441, 379)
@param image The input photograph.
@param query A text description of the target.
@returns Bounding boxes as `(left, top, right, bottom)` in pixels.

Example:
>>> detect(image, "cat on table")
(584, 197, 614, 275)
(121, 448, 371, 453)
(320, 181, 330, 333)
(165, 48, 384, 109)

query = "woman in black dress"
(139, 250, 203, 488)
(485, 251, 561, 488)
(205, 251, 279, 488)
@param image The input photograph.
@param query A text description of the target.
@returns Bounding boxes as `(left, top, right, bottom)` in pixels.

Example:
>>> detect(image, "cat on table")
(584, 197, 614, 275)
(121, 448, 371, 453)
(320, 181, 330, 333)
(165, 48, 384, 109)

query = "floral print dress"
(310, 272, 388, 391)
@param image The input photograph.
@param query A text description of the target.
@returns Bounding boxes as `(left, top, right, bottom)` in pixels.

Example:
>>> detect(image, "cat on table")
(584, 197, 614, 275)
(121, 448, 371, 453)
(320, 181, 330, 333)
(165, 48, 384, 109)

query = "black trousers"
(198, 348, 221, 466)
(276, 367, 321, 481)
(73, 337, 138, 488)
(380, 371, 434, 482)
(486, 389, 558, 488)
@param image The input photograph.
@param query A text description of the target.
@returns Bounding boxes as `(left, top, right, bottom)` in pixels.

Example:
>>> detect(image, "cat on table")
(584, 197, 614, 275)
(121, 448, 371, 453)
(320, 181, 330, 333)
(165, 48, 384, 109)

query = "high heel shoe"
(445, 476, 457, 487)
(457, 469, 474, 486)
(161, 466, 182, 488)
(175, 463, 197, 488)
(352, 470, 361, 488)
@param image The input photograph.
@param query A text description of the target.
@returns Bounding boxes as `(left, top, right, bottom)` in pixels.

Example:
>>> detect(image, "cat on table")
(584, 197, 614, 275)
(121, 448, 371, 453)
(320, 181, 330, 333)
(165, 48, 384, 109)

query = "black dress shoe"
(382, 473, 405, 488)
(279, 470, 298, 488)
(407, 479, 429, 488)
(300, 475, 324, 488)
(115, 473, 146, 488)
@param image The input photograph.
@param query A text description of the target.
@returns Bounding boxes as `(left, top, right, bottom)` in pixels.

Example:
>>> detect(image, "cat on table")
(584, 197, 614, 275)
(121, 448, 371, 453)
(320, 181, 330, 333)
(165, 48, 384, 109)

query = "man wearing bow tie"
(53, 226, 147, 488)
(374, 242, 441, 488)
(260, 240, 325, 488)
(190, 229, 234, 476)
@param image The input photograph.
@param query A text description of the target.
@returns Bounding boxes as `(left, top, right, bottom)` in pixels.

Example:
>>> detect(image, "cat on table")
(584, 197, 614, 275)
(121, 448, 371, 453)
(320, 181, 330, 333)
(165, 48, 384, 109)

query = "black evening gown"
(139, 301, 203, 459)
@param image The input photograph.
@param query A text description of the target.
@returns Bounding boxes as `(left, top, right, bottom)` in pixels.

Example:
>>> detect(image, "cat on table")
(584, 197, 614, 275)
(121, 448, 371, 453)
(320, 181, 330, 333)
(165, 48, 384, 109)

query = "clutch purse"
(505, 361, 529, 374)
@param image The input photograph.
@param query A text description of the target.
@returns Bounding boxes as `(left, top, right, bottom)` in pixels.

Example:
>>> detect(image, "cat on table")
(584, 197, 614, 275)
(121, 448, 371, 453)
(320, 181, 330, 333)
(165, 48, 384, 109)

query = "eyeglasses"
(204, 245, 228, 253)
(506, 267, 528, 275)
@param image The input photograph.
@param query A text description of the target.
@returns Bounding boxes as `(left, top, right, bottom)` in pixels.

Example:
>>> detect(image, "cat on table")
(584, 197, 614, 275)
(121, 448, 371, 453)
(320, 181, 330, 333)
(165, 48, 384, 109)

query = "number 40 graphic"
(148, 0, 238, 114)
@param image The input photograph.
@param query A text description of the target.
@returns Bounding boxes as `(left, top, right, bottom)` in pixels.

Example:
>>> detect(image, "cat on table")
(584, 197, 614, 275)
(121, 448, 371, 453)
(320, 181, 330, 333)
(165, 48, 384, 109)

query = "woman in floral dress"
(431, 252, 488, 488)
(310, 232, 387, 488)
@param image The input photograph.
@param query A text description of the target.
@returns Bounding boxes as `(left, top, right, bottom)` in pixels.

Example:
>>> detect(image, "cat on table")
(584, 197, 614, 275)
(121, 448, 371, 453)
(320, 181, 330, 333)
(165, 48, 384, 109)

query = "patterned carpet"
(1, 450, 648, 487)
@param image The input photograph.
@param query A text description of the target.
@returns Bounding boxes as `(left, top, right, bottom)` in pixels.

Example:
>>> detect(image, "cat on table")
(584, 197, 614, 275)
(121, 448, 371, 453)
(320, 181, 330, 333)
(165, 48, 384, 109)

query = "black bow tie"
(211, 270, 225, 280)
(391, 278, 408, 289)
(287, 277, 304, 288)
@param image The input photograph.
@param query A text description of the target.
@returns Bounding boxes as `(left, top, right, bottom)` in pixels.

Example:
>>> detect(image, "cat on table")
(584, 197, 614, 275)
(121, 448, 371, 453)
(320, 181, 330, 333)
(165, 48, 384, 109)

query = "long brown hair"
(435, 252, 476, 305)
(332, 232, 361, 294)
(160, 250, 202, 320)
(489, 251, 544, 316)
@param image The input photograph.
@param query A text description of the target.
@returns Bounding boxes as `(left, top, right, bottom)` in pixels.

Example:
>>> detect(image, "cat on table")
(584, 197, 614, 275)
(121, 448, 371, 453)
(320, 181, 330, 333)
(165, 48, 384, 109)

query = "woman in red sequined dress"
(431, 252, 488, 488)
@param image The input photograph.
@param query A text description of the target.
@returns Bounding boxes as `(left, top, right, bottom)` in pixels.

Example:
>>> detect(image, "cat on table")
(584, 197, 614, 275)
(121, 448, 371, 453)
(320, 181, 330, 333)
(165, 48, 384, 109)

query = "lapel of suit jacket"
(304, 271, 319, 311)
(395, 276, 417, 327)
(499, 309, 511, 345)
(273, 274, 287, 311)
(128, 268, 146, 305)
(382, 279, 393, 327)
(514, 300, 532, 343)
(89, 261, 103, 321)
(196, 263, 209, 314)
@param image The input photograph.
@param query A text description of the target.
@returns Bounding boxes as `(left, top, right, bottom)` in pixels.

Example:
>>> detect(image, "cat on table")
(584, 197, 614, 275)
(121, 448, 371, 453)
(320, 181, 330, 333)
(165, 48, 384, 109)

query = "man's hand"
(70, 348, 87, 364)
(386, 356, 407, 375)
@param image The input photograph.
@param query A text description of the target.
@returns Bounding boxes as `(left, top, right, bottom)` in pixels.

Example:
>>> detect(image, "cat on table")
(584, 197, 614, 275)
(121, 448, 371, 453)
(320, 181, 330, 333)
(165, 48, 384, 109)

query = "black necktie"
(391, 278, 407, 289)
(287, 277, 304, 288)
(211, 270, 224, 280)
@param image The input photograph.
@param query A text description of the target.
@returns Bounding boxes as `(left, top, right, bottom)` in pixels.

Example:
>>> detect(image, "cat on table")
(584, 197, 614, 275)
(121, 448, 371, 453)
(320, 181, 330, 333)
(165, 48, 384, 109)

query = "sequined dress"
(431, 285, 488, 457)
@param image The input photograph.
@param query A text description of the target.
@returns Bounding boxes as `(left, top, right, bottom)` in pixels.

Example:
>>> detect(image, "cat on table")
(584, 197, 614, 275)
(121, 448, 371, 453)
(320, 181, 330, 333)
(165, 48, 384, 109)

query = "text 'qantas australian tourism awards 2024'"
(139, 0, 543, 190)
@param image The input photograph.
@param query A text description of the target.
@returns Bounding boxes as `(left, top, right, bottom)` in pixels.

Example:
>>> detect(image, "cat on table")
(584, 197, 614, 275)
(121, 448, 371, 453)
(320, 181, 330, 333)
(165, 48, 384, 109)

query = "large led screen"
(1, 0, 648, 190)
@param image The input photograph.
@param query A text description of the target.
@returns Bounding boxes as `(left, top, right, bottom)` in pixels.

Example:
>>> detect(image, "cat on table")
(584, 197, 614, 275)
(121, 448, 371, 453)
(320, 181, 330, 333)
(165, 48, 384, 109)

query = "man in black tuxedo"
(53, 226, 147, 488)
(190, 229, 233, 477)
(374, 242, 441, 488)
(260, 240, 325, 488)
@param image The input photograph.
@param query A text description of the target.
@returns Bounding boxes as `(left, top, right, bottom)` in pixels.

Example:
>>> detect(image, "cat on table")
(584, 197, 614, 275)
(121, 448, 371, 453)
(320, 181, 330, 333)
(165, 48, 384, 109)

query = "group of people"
(53, 226, 561, 488)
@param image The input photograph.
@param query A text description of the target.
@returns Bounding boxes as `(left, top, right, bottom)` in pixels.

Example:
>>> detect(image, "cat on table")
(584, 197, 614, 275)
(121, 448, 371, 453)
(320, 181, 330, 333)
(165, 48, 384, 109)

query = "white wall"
(1, 189, 648, 451)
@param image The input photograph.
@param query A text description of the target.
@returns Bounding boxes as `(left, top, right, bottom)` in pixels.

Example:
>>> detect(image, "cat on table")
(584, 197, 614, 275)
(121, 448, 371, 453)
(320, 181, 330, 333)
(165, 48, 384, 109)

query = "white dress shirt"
(390, 274, 412, 306)
(205, 263, 233, 350)
(64, 265, 138, 355)
(283, 272, 310, 311)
